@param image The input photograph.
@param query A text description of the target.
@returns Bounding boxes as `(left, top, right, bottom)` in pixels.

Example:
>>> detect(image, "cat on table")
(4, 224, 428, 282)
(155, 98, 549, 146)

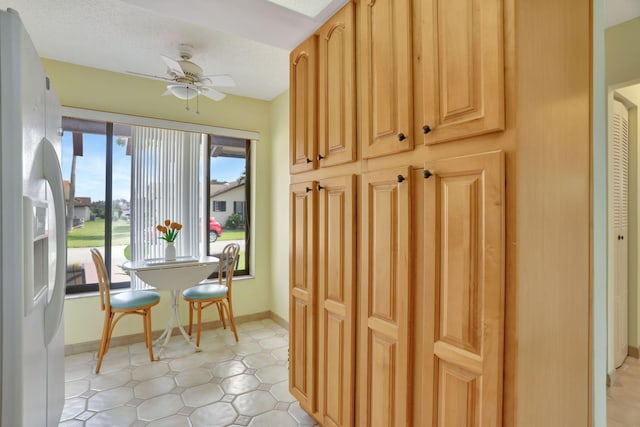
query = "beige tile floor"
(59, 319, 319, 427)
(608, 356, 640, 426)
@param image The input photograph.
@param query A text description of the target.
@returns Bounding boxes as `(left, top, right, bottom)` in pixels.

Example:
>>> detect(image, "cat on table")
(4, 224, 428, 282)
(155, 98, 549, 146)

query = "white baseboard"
(64, 310, 274, 356)
(607, 368, 618, 387)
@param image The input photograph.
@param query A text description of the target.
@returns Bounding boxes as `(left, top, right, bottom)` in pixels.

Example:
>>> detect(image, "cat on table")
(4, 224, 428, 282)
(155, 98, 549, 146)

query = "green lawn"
(67, 219, 130, 248)
(220, 229, 246, 241)
(68, 220, 244, 250)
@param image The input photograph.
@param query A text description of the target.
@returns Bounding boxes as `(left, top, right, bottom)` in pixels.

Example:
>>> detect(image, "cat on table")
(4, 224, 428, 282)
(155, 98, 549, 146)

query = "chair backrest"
(218, 243, 240, 292)
(90, 248, 111, 312)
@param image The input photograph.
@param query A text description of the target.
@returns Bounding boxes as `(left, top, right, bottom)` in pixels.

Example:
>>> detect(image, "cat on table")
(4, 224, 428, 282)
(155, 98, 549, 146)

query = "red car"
(209, 217, 223, 242)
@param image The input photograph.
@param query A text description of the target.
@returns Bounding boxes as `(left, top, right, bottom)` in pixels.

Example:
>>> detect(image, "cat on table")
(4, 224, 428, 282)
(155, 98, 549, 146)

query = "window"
(63, 115, 254, 293)
(207, 136, 250, 277)
(212, 201, 227, 212)
(233, 201, 245, 221)
(62, 118, 132, 293)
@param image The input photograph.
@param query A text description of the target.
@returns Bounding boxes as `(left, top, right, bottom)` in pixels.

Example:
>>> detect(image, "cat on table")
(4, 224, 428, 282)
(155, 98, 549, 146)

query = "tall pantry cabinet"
(289, 0, 591, 426)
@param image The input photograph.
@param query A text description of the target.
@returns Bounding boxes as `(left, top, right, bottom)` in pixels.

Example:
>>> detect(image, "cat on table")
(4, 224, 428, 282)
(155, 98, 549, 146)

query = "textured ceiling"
(7, 0, 631, 102)
(606, 0, 640, 28)
(0, 0, 348, 101)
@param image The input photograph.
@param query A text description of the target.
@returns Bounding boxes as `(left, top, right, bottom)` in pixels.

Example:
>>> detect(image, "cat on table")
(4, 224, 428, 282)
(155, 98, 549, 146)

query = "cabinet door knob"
(305, 187, 312, 193)
(317, 154, 325, 161)
(422, 125, 432, 134)
(397, 175, 405, 183)
(397, 133, 407, 141)
(423, 170, 432, 179)
(317, 184, 325, 190)
(306, 158, 312, 164)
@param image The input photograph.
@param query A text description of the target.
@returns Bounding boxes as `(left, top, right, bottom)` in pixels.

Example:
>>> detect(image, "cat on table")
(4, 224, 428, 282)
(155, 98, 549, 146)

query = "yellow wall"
(606, 17, 640, 88)
(606, 18, 640, 374)
(268, 90, 290, 322)
(616, 85, 640, 355)
(42, 59, 288, 345)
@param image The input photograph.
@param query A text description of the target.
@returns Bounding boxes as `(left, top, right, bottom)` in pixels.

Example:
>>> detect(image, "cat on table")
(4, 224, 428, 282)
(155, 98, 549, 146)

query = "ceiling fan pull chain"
(185, 87, 190, 111)
(196, 92, 200, 115)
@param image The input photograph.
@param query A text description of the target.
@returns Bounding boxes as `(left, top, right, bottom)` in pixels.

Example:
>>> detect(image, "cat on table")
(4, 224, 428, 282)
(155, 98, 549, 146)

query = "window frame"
(62, 118, 131, 294)
(205, 136, 251, 278)
(61, 107, 259, 294)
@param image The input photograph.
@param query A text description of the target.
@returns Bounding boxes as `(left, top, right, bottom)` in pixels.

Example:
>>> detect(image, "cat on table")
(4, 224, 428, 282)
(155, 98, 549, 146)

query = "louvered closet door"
(422, 151, 505, 427)
(289, 182, 317, 412)
(613, 99, 629, 368)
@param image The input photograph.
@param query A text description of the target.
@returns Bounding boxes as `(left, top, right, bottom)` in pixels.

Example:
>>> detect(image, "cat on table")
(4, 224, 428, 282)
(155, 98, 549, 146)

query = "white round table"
(123, 256, 218, 355)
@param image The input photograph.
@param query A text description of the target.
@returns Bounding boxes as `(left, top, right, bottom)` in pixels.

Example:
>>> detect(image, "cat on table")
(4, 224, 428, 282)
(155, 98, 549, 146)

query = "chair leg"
(187, 301, 194, 336)
(196, 302, 203, 347)
(144, 308, 155, 362)
(216, 302, 227, 329)
(96, 312, 113, 374)
(226, 297, 239, 342)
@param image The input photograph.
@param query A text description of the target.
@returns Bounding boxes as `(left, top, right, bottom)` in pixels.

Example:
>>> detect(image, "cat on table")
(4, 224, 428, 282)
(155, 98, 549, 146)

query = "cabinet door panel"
(421, 0, 504, 144)
(318, 175, 356, 427)
(290, 38, 317, 173)
(423, 151, 504, 427)
(359, 167, 411, 427)
(318, 3, 356, 167)
(359, 0, 412, 159)
(289, 182, 317, 412)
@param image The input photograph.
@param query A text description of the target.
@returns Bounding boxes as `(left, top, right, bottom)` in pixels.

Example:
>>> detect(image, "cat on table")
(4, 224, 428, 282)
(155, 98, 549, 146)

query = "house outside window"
(207, 136, 250, 276)
(211, 200, 227, 212)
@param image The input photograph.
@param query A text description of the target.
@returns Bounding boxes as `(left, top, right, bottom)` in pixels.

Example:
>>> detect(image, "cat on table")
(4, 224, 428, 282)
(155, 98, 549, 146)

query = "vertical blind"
(130, 126, 202, 289)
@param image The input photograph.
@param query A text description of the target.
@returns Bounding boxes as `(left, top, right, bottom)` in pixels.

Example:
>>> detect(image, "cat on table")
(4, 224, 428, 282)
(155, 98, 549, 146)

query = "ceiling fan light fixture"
(167, 84, 199, 100)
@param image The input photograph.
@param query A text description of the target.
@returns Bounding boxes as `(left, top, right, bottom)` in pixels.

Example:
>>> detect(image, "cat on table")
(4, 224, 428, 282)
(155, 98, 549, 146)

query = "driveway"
(67, 240, 245, 286)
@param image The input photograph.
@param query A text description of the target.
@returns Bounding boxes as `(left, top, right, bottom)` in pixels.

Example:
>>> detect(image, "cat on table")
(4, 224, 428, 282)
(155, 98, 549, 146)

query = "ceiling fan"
(128, 44, 235, 109)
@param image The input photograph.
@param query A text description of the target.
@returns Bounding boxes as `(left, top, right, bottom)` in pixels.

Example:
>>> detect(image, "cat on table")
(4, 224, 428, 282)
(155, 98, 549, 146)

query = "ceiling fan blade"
(161, 55, 185, 77)
(200, 87, 226, 101)
(126, 70, 173, 82)
(200, 74, 236, 87)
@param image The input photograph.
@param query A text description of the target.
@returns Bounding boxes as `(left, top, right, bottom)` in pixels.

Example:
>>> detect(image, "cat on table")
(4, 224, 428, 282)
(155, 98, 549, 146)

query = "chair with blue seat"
(183, 242, 241, 346)
(90, 248, 160, 373)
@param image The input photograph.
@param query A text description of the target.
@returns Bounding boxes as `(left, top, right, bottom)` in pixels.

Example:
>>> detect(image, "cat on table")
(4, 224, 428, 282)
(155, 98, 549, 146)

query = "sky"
(61, 133, 245, 202)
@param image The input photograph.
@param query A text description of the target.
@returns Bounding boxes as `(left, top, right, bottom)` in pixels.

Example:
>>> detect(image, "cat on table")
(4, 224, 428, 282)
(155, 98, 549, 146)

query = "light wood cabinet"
(290, 39, 317, 174)
(289, 0, 592, 425)
(289, 176, 357, 425)
(358, 0, 413, 159)
(317, 3, 356, 167)
(317, 175, 357, 426)
(290, 3, 356, 174)
(419, 0, 504, 144)
(419, 151, 505, 426)
(289, 181, 317, 412)
(358, 167, 412, 426)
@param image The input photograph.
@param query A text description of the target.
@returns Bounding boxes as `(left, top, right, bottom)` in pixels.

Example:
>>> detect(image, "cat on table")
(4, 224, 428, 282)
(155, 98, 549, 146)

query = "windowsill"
(64, 274, 256, 300)
(199, 274, 255, 284)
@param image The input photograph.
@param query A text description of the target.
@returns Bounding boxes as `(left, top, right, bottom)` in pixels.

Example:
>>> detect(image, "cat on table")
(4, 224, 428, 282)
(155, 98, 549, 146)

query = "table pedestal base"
(153, 289, 201, 358)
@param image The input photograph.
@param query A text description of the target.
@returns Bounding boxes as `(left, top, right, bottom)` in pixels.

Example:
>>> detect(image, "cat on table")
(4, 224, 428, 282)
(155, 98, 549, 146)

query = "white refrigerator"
(0, 8, 66, 426)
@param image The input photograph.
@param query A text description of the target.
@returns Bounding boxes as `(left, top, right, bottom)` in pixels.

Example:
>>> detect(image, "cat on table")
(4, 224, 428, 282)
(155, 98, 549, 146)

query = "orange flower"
(157, 219, 182, 243)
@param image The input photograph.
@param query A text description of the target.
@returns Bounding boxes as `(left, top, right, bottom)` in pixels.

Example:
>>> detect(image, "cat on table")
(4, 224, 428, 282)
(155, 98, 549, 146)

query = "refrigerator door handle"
(42, 138, 65, 346)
